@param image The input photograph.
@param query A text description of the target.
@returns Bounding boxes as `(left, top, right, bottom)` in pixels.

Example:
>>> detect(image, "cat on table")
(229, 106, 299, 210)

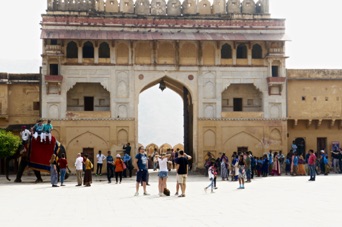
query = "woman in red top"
(57, 153, 68, 186)
(114, 154, 125, 184)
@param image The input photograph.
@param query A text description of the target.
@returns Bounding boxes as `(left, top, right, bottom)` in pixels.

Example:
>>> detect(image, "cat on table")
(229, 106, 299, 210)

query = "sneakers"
(178, 194, 185, 197)
(174, 192, 179, 196)
(143, 192, 150, 196)
(134, 192, 139, 196)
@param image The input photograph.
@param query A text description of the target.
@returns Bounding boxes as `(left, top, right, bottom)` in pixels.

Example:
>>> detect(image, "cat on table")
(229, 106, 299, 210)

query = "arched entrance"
(138, 76, 194, 158)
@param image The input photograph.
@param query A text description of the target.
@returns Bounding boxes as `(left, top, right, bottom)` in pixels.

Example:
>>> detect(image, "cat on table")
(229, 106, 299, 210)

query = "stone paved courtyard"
(0, 171, 341, 227)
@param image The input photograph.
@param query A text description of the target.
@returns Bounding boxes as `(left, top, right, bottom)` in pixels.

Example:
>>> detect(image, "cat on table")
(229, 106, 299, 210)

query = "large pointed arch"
(138, 76, 194, 158)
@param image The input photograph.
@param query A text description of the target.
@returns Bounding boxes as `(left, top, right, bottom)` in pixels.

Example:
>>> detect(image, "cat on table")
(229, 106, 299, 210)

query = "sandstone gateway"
(1, 0, 342, 173)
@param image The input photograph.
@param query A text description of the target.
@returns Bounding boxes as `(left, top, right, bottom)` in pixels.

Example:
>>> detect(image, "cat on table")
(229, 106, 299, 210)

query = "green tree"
(0, 130, 21, 158)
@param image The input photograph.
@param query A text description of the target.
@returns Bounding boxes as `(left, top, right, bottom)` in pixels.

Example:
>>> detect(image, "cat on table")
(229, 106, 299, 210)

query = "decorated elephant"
(6, 136, 61, 183)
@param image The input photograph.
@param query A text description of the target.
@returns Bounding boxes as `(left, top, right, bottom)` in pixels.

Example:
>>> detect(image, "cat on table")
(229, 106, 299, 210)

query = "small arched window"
(99, 42, 110, 58)
(237, 44, 247, 59)
(252, 44, 263, 59)
(83, 41, 94, 58)
(221, 44, 232, 59)
(66, 41, 78, 59)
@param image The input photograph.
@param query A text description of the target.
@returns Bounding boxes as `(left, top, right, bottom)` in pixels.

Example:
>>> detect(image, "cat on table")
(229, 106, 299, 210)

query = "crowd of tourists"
(204, 146, 342, 189)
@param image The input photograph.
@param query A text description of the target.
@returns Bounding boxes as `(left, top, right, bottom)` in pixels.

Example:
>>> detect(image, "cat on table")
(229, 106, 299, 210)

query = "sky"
(0, 0, 341, 146)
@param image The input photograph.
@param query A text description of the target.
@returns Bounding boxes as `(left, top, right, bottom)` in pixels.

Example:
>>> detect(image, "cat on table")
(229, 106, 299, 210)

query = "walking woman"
(238, 155, 246, 189)
(114, 154, 124, 184)
(50, 154, 58, 187)
(83, 154, 93, 187)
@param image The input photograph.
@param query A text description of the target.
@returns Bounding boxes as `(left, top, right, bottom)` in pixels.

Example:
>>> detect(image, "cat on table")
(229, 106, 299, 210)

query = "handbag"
(122, 161, 127, 170)
(163, 188, 170, 196)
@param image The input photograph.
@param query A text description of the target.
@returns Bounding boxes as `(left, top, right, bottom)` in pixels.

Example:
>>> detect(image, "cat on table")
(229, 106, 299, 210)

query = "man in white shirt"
(96, 150, 106, 176)
(20, 126, 31, 145)
(75, 153, 83, 186)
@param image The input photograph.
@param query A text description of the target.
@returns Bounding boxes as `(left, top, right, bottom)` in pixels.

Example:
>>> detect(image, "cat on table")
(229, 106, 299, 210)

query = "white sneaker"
(134, 192, 139, 196)
(143, 192, 150, 196)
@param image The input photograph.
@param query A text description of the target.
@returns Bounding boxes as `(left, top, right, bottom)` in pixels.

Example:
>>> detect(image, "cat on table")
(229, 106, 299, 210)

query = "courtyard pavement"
(0, 170, 341, 227)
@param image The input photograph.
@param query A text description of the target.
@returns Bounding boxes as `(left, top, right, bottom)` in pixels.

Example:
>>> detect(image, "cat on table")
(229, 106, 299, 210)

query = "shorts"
(177, 174, 187, 185)
(158, 171, 168, 178)
(136, 169, 147, 183)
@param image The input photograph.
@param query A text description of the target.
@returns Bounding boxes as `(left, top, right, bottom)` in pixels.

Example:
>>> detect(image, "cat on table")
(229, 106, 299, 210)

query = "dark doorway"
(238, 147, 248, 154)
(84, 97, 94, 111)
(233, 98, 243, 111)
(294, 138, 306, 156)
(317, 138, 327, 152)
(83, 148, 94, 168)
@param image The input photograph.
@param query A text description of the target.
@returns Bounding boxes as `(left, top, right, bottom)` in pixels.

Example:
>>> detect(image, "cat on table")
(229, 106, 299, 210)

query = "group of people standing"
(134, 146, 191, 197)
(204, 146, 339, 188)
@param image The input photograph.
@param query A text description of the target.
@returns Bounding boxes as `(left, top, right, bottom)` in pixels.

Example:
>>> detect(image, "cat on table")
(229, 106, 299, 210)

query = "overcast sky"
(0, 0, 341, 146)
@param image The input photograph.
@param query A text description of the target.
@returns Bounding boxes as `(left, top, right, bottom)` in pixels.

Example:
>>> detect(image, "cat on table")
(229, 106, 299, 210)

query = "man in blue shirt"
(106, 151, 114, 183)
(134, 146, 149, 196)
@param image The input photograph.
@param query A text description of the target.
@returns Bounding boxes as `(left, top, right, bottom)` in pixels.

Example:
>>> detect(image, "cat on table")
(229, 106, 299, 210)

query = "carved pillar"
(215, 41, 220, 66)
(268, 59, 273, 77)
(111, 41, 116, 64)
(94, 41, 99, 64)
(78, 41, 82, 64)
(175, 41, 180, 67)
(152, 41, 157, 65)
(198, 41, 202, 65)
(232, 42, 237, 65)
(247, 42, 252, 65)
(130, 41, 134, 65)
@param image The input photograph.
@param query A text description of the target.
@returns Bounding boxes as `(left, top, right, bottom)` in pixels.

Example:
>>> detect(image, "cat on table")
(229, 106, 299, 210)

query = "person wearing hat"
(114, 154, 125, 184)
(20, 125, 31, 146)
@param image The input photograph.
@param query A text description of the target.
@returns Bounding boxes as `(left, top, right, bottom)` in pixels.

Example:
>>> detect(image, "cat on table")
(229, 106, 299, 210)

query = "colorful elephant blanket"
(28, 136, 56, 172)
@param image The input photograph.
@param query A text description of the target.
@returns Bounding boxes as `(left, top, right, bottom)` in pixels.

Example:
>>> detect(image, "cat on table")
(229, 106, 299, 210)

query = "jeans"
(96, 163, 103, 175)
(60, 168, 66, 185)
(309, 164, 316, 180)
(246, 169, 251, 181)
(107, 165, 114, 182)
(333, 159, 339, 173)
(50, 165, 58, 185)
(205, 178, 215, 191)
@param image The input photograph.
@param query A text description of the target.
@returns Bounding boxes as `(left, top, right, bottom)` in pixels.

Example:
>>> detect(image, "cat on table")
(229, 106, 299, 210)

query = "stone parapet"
(46, 0, 270, 17)
(287, 69, 342, 80)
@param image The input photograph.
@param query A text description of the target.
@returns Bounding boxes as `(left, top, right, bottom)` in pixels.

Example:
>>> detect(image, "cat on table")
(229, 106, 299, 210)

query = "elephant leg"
(34, 170, 43, 183)
(14, 159, 28, 183)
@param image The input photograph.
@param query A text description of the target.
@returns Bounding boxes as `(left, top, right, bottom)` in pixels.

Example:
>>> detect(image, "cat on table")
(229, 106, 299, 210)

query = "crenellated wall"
(47, 0, 270, 16)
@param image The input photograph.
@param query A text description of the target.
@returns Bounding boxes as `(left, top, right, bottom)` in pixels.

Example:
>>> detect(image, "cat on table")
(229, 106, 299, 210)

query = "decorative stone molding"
(47, 0, 270, 16)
